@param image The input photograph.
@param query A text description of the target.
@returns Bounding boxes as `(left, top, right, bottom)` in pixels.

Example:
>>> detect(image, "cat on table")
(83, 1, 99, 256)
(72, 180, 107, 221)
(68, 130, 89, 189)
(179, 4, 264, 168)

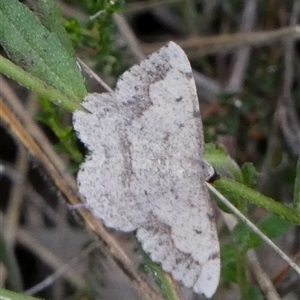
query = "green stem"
(0, 55, 82, 112)
(213, 177, 300, 224)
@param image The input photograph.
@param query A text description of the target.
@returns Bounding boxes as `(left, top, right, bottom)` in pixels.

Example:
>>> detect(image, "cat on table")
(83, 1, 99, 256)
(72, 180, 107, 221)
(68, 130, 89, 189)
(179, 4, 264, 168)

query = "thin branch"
(226, 0, 257, 92)
(278, 1, 300, 156)
(16, 226, 84, 288)
(77, 57, 113, 93)
(141, 26, 300, 57)
(24, 242, 97, 296)
(113, 13, 145, 62)
(220, 211, 281, 299)
(247, 250, 281, 300)
(208, 183, 300, 275)
(4, 146, 28, 245)
(123, 0, 181, 15)
(0, 77, 77, 190)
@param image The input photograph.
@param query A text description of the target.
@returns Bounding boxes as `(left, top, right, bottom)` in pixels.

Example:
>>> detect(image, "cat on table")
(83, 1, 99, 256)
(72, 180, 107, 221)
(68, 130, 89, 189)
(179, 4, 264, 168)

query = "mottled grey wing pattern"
(73, 42, 220, 298)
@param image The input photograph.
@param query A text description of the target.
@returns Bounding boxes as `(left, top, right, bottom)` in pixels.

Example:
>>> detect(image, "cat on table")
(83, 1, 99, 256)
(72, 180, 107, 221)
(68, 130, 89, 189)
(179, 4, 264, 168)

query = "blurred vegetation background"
(0, 0, 299, 300)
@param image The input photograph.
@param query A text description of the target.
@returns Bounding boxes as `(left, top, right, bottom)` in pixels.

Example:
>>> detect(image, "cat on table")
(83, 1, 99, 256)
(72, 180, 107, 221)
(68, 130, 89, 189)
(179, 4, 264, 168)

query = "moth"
(73, 42, 220, 298)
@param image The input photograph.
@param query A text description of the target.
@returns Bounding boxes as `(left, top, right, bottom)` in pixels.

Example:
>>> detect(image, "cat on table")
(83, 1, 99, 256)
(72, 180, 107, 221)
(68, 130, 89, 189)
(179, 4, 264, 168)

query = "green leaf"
(0, 288, 42, 300)
(244, 286, 264, 300)
(64, 17, 82, 49)
(205, 143, 243, 182)
(141, 255, 179, 300)
(35, 98, 83, 164)
(258, 214, 293, 238)
(220, 244, 239, 284)
(232, 222, 253, 248)
(0, 0, 86, 109)
(30, 0, 75, 55)
(241, 162, 259, 188)
(232, 214, 293, 249)
(293, 156, 300, 213)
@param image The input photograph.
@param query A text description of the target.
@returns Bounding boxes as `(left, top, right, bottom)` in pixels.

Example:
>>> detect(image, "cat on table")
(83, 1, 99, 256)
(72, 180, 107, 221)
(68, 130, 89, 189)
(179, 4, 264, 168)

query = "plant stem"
(0, 55, 82, 112)
(213, 177, 300, 224)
